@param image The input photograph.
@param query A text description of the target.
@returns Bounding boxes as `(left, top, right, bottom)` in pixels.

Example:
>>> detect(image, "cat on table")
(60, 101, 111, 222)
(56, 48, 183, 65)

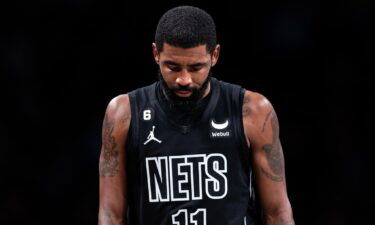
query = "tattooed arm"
(243, 91, 295, 225)
(99, 95, 131, 225)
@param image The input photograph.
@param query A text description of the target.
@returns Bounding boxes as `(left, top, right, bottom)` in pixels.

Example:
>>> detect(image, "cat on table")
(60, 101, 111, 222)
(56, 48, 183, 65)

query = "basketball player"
(98, 6, 295, 225)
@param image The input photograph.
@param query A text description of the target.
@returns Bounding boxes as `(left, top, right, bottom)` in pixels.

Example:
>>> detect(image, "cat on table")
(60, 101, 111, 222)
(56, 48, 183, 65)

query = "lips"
(175, 90, 192, 97)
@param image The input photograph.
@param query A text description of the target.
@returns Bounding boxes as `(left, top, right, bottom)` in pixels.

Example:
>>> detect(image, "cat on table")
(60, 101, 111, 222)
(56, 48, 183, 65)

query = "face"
(152, 43, 220, 111)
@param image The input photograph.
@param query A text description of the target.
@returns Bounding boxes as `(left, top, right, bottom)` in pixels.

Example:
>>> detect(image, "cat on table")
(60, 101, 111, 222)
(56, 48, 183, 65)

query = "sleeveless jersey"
(126, 77, 260, 225)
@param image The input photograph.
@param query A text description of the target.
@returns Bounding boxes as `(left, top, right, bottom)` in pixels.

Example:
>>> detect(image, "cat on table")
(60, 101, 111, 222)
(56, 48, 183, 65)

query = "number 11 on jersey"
(172, 208, 207, 225)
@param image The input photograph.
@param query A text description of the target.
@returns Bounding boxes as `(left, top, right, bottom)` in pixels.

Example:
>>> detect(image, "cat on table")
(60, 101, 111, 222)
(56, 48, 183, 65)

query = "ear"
(152, 43, 159, 64)
(211, 44, 221, 67)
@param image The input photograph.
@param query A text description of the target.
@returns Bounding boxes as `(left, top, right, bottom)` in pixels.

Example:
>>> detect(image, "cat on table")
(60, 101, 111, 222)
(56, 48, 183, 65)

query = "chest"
(138, 106, 236, 157)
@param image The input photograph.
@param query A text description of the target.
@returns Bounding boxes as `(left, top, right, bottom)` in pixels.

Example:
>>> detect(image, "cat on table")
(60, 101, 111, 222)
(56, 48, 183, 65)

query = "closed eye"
(188, 62, 207, 72)
(189, 66, 204, 72)
(168, 65, 181, 72)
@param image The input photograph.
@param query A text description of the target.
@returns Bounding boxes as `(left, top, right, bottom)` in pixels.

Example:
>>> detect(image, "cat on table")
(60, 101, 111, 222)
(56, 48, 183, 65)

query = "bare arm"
(98, 95, 131, 225)
(243, 91, 295, 225)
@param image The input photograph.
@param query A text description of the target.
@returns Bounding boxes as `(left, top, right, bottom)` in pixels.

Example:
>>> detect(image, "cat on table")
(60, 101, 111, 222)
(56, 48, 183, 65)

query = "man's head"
(152, 6, 220, 112)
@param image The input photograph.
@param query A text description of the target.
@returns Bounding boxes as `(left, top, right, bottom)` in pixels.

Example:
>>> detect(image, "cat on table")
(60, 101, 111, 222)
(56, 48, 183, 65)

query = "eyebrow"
(163, 60, 208, 67)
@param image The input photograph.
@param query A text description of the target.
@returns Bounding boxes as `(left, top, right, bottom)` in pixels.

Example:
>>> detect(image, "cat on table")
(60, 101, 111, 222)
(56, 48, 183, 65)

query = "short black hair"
(155, 6, 217, 54)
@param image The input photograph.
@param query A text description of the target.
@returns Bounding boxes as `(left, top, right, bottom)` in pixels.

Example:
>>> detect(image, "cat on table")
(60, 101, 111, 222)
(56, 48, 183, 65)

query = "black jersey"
(126, 77, 260, 225)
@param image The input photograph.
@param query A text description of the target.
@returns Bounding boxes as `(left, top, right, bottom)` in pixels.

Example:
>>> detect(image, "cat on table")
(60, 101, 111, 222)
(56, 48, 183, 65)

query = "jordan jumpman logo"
(144, 126, 162, 145)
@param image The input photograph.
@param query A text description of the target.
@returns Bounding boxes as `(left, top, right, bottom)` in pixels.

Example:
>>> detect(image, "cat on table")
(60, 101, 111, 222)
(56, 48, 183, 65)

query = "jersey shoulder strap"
(214, 78, 247, 149)
(126, 82, 158, 152)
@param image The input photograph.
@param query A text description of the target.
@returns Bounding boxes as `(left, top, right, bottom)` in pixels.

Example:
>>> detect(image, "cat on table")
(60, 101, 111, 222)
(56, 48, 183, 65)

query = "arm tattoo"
(261, 111, 285, 182)
(99, 114, 119, 177)
(276, 217, 295, 225)
(260, 167, 282, 182)
(262, 110, 272, 132)
(100, 208, 115, 225)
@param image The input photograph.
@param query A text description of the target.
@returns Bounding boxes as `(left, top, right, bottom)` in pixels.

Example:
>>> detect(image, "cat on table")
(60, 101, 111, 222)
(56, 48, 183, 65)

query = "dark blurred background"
(1, 0, 373, 224)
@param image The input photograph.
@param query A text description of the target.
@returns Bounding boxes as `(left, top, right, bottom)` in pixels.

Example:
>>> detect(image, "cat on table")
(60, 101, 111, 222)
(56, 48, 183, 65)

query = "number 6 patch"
(142, 108, 154, 121)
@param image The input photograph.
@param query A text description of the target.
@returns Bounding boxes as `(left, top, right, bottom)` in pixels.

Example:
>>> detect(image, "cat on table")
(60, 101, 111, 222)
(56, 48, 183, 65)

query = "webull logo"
(210, 130, 231, 138)
(209, 119, 231, 138)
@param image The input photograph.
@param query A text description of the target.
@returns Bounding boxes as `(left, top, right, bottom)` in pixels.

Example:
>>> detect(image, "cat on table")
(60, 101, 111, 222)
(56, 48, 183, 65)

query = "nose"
(175, 69, 192, 86)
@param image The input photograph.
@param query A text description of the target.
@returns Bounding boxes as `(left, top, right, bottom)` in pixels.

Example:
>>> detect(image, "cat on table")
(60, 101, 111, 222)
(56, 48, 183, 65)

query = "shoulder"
(242, 90, 274, 120)
(104, 94, 131, 129)
(242, 90, 278, 147)
(106, 94, 131, 116)
(242, 90, 279, 137)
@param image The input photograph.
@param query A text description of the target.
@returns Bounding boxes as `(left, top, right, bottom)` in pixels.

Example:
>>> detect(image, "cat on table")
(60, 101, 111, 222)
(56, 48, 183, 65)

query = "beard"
(158, 68, 212, 112)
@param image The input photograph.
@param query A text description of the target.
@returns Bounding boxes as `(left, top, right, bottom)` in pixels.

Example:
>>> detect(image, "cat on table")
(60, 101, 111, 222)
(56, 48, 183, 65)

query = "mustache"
(169, 84, 197, 92)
